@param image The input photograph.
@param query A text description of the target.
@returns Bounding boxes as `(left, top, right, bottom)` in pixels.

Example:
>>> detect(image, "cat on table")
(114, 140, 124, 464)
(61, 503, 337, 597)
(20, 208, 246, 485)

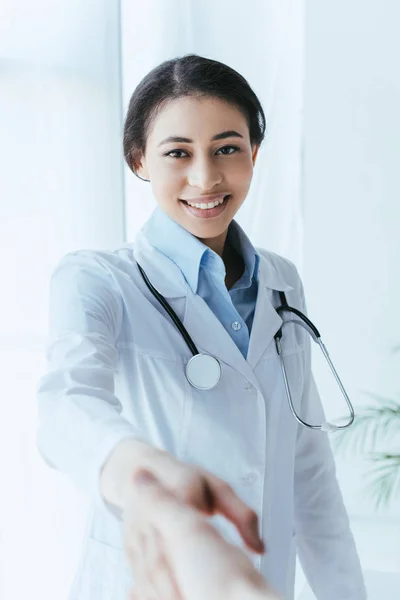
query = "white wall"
(300, 0, 400, 584)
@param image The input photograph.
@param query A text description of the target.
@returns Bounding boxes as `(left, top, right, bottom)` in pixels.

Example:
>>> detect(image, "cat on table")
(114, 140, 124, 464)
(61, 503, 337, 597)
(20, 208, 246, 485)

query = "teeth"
(186, 197, 225, 209)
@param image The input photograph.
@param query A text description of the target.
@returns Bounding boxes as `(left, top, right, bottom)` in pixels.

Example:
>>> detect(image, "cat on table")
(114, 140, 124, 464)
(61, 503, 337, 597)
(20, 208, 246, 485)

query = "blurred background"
(0, 1, 399, 598)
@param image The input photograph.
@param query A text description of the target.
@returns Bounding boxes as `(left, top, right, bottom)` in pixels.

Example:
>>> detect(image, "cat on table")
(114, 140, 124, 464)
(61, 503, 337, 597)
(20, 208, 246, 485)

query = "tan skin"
(135, 95, 259, 289)
(125, 470, 280, 600)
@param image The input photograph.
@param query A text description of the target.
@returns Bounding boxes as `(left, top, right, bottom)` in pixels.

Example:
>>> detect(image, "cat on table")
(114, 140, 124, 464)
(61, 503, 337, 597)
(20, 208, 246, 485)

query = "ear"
(133, 152, 150, 180)
(251, 144, 260, 166)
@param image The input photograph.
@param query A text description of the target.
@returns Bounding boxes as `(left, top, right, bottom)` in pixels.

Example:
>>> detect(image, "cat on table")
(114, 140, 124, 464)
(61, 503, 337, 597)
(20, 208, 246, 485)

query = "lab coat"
(36, 229, 367, 600)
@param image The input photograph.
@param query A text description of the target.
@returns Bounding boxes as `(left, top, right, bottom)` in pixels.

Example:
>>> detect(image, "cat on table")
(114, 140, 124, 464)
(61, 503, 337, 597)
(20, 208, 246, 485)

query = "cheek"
(150, 161, 184, 196)
(228, 156, 254, 187)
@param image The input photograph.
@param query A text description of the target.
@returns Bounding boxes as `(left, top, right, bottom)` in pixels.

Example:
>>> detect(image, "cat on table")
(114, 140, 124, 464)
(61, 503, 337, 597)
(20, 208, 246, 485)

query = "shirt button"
(231, 321, 242, 331)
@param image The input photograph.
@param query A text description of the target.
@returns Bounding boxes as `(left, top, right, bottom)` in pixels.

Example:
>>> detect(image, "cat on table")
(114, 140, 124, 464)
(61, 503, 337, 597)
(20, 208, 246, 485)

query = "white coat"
(36, 227, 367, 600)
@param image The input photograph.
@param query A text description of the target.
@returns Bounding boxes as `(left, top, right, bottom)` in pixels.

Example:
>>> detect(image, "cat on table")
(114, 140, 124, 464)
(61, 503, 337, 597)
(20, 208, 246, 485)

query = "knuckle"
(217, 480, 233, 494)
(181, 465, 202, 482)
(179, 482, 200, 505)
(124, 541, 137, 566)
(149, 486, 168, 502)
(123, 534, 136, 556)
(244, 507, 258, 524)
(177, 468, 203, 494)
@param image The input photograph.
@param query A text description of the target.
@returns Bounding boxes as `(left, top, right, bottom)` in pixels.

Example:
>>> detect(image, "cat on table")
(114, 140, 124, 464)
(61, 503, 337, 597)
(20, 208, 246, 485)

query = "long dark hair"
(123, 54, 266, 177)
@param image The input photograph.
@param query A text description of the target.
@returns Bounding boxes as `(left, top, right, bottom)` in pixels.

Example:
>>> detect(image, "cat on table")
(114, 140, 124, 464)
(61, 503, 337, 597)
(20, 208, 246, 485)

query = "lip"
(180, 194, 231, 219)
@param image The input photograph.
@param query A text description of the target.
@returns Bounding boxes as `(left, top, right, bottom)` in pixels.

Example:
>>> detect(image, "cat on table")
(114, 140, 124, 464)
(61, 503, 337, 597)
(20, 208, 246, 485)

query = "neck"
(197, 228, 228, 258)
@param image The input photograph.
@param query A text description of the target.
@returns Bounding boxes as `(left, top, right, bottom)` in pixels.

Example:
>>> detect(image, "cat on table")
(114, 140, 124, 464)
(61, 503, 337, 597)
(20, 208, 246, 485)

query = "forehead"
(146, 95, 250, 143)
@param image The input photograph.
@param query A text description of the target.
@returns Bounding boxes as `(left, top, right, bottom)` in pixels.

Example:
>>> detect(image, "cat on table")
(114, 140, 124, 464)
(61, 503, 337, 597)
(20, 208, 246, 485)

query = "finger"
(130, 471, 255, 570)
(206, 474, 265, 554)
(123, 517, 145, 571)
(172, 468, 265, 554)
(131, 472, 271, 600)
(127, 551, 152, 600)
(132, 527, 181, 600)
(131, 469, 264, 553)
(126, 531, 160, 600)
(126, 478, 186, 599)
(175, 473, 215, 513)
(145, 528, 184, 600)
(155, 506, 268, 600)
(131, 470, 208, 535)
(123, 508, 156, 592)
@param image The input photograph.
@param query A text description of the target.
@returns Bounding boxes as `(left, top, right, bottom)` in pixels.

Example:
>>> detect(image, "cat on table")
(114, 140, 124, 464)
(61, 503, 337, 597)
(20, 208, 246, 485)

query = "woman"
(36, 55, 366, 600)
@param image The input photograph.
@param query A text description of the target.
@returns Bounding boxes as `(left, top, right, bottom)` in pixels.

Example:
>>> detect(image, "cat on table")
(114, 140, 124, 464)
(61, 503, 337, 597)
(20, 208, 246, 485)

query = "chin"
(184, 217, 231, 239)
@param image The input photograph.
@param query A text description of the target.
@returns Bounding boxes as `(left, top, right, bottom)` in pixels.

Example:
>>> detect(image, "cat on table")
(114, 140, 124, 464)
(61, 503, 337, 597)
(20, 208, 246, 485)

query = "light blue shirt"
(142, 207, 260, 359)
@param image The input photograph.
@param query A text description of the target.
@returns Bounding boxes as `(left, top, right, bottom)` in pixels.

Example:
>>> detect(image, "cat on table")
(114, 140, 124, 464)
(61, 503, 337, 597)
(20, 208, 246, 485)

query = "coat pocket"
(68, 537, 133, 600)
(114, 347, 191, 458)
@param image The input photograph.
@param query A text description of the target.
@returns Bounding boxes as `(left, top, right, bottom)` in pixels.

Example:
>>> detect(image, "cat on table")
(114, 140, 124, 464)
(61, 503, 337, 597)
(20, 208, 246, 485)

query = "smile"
(179, 194, 231, 219)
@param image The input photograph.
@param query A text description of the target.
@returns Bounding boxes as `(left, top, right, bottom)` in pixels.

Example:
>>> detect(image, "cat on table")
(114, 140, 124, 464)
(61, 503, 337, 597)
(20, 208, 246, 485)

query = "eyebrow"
(157, 130, 244, 147)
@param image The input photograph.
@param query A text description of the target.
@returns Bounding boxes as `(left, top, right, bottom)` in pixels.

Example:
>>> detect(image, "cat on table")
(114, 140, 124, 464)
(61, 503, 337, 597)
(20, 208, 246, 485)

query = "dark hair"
(123, 54, 266, 176)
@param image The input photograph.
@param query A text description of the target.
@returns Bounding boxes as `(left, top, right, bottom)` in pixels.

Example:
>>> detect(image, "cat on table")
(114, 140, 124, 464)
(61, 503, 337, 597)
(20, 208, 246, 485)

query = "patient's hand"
(123, 470, 280, 600)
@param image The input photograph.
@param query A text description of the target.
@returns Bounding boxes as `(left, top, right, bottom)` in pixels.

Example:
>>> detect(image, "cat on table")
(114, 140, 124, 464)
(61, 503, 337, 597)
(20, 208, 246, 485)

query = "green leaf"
(362, 454, 400, 510)
(332, 396, 400, 456)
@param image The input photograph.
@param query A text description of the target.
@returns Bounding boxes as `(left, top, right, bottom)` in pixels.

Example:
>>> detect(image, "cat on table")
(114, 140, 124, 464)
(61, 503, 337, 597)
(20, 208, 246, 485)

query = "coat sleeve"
(35, 251, 146, 520)
(293, 272, 367, 599)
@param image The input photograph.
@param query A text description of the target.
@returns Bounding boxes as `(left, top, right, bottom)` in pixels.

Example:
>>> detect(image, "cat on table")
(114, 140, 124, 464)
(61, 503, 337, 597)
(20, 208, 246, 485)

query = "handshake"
(123, 468, 280, 600)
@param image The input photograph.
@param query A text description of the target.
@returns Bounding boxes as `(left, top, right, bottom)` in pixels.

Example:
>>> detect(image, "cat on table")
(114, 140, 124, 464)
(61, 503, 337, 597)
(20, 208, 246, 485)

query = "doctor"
(36, 54, 367, 600)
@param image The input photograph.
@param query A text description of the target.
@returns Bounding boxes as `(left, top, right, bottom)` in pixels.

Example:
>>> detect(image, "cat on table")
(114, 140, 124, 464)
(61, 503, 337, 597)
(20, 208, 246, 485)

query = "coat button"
(243, 472, 258, 484)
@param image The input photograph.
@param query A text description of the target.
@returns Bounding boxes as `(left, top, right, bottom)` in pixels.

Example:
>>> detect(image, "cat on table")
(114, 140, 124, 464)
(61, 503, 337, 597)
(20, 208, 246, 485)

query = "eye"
(164, 149, 189, 159)
(163, 145, 240, 159)
(215, 145, 240, 155)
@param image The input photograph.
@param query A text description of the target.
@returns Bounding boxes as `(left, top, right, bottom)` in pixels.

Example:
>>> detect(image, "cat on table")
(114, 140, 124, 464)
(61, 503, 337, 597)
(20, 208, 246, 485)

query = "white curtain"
(0, 2, 125, 599)
(0, 1, 304, 598)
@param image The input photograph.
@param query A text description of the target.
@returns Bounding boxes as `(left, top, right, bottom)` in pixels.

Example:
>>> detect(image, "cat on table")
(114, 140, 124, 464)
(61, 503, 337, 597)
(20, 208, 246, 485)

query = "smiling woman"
(35, 52, 367, 600)
(122, 55, 265, 257)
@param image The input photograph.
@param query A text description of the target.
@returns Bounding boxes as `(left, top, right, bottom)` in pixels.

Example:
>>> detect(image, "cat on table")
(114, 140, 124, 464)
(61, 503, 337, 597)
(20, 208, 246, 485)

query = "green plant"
(332, 393, 400, 510)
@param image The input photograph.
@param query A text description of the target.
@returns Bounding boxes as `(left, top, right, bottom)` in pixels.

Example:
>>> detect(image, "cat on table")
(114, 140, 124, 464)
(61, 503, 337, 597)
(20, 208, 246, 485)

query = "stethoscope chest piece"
(185, 353, 222, 390)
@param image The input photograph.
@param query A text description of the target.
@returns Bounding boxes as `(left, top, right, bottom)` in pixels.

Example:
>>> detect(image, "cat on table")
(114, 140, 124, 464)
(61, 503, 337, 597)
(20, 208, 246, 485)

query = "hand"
(123, 470, 280, 600)
(120, 449, 265, 554)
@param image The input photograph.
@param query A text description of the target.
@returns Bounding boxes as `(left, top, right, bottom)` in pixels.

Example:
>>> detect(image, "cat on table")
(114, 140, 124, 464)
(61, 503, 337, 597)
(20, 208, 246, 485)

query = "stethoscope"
(137, 262, 355, 433)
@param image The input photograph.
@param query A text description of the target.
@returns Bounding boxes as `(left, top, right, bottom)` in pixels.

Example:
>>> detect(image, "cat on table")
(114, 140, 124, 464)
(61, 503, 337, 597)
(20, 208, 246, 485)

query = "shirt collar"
(141, 206, 260, 294)
(228, 217, 260, 288)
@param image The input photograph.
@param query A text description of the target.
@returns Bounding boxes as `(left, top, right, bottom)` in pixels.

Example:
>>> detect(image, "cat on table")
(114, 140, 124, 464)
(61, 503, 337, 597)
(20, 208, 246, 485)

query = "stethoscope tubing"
(137, 262, 355, 432)
(274, 291, 355, 431)
(137, 263, 199, 355)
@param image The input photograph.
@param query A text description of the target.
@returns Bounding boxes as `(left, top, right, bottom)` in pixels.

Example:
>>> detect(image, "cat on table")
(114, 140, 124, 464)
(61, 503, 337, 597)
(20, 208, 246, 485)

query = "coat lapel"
(133, 232, 253, 380)
(246, 254, 294, 370)
(132, 232, 294, 386)
(132, 233, 188, 299)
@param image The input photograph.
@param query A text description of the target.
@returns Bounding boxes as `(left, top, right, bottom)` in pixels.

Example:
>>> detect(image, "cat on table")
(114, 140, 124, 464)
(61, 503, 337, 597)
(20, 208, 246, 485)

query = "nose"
(186, 156, 222, 190)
